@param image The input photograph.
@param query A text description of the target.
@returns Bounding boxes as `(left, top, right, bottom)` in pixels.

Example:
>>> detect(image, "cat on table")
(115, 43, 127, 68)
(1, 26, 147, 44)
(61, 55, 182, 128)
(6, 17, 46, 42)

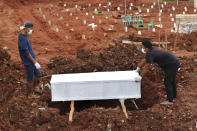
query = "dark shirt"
(145, 47, 179, 69)
(18, 33, 36, 66)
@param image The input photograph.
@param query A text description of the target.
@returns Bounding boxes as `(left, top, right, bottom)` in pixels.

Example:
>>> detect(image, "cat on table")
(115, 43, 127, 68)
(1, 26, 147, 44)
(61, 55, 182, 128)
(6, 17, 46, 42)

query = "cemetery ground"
(0, 0, 197, 130)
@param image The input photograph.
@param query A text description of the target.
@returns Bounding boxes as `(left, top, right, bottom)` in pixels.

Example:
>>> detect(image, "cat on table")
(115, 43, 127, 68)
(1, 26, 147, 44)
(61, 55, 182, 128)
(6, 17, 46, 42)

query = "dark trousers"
(163, 62, 179, 102)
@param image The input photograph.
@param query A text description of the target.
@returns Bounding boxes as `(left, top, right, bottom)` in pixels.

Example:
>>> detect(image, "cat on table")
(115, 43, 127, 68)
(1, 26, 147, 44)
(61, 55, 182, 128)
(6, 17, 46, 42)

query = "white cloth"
(50, 71, 141, 101)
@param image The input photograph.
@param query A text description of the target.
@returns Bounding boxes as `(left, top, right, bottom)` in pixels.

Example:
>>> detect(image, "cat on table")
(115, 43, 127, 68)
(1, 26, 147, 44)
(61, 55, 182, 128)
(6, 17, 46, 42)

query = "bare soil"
(0, 0, 197, 130)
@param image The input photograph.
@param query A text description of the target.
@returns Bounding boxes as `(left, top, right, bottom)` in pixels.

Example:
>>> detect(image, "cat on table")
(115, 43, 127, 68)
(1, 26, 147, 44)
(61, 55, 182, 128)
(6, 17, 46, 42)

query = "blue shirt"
(145, 47, 179, 68)
(18, 33, 36, 66)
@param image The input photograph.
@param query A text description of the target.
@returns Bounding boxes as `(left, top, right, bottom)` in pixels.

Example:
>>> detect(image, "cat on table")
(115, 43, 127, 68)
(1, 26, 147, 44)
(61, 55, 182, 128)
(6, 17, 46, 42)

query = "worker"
(18, 21, 42, 97)
(136, 39, 180, 105)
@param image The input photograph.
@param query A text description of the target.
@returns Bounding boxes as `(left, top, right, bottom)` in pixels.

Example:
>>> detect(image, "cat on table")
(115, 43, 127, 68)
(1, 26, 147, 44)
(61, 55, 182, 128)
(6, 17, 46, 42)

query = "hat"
(24, 21, 33, 28)
(20, 21, 33, 30)
(142, 39, 152, 49)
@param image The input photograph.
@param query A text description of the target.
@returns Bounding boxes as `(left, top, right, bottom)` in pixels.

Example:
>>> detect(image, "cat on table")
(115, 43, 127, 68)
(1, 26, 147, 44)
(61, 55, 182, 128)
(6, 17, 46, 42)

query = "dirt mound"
(0, 49, 10, 65)
(178, 32, 197, 51)
(47, 43, 144, 74)
(0, 49, 23, 109)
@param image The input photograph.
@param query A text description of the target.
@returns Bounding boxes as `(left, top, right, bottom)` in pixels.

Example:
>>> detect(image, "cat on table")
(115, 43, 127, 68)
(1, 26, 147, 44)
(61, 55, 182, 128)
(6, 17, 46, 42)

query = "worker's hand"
(134, 76, 142, 82)
(135, 66, 140, 73)
(34, 62, 41, 69)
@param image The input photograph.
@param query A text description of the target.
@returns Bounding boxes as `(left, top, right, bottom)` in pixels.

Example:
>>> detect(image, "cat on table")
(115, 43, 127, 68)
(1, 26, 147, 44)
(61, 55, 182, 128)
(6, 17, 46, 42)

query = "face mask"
(141, 48, 146, 54)
(27, 29, 33, 35)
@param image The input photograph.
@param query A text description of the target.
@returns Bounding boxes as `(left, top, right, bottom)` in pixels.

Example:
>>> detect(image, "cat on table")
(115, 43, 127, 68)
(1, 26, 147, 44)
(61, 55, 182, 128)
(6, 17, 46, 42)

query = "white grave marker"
(153, 2, 156, 6)
(92, 16, 95, 19)
(152, 28, 156, 32)
(64, 4, 66, 7)
(147, 9, 149, 13)
(107, 9, 110, 12)
(86, 12, 88, 16)
(99, 19, 102, 24)
(184, 7, 187, 11)
(129, 7, 132, 10)
(151, 5, 153, 9)
(159, 17, 161, 22)
(70, 13, 72, 16)
(42, 14, 46, 20)
(83, 20, 86, 25)
(170, 13, 173, 17)
(194, 9, 197, 13)
(88, 23, 97, 31)
(82, 34, 86, 39)
(130, 3, 133, 6)
(48, 20, 51, 25)
(174, 23, 176, 28)
(183, 11, 185, 15)
(160, 10, 162, 13)
(108, 2, 111, 6)
(161, 4, 164, 8)
(55, 27, 59, 32)
(138, 31, 141, 35)
(171, 18, 174, 22)
(124, 27, 128, 32)
(39, 8, 42, 14)
(164, 2, 167, 6)
(99, 3, 102, 7)
(117, 7, 120, 11)
(171, 28, 174, 32)
(75, 5, 78, 8)
(94, 8, 97, 12)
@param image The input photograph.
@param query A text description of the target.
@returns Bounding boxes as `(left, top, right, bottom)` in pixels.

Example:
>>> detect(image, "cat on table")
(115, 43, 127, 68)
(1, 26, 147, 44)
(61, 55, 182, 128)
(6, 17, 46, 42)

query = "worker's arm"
(27, 54, 36, 64)
(135, 59, 146, 72)
(27, 54, 40, 69)
(138, 59, 146, 68)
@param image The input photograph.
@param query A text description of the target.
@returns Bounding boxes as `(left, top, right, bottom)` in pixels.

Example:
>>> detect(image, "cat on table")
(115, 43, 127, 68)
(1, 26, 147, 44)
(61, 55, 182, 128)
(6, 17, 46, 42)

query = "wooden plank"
(120, 100, 128, 119)
(69, 101, 75, 122)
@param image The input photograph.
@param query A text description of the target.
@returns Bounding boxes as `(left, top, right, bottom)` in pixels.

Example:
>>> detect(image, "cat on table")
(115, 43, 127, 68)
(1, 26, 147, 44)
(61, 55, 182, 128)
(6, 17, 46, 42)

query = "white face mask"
(27, 29, 33, 35)
(141, 48, 146, 54)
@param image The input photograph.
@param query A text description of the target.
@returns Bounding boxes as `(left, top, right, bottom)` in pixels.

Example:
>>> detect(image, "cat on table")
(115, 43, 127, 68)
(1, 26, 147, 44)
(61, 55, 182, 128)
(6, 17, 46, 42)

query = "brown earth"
(0, 0, 197, 130)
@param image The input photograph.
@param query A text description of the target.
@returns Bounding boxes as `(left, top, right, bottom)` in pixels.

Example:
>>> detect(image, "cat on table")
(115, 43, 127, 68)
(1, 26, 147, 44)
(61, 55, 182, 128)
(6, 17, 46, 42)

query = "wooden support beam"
(69, 101, 75, 122)
(120, 100, 128, 119)
(174, 19, 180, 51)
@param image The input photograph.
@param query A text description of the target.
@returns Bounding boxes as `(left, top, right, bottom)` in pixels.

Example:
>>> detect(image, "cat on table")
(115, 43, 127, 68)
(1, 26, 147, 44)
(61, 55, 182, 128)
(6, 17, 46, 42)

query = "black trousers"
(163, 62, 179, 102)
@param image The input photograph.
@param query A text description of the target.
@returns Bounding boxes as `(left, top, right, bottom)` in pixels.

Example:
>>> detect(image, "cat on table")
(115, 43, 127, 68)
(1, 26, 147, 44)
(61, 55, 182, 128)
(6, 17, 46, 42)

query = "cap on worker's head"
(142, 39, 152, 49)
(20, 21, 34, 30)
(24, 21, 33, 28)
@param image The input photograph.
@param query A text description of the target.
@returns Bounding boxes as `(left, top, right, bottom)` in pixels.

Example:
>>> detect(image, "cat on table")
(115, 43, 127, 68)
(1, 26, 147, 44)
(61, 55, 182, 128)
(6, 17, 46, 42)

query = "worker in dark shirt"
(136, 40, 180, 105)
(18, 21, 42, 97)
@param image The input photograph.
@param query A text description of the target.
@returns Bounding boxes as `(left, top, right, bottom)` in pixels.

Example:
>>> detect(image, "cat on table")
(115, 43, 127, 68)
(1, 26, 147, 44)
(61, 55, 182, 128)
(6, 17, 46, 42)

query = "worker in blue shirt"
(18, 21, 42, 96)
(136, 40, 180, 105)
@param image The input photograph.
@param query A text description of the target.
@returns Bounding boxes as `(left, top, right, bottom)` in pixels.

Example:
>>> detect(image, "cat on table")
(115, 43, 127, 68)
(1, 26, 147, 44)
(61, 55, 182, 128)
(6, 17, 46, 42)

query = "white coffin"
(50, 71, 141, 101)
